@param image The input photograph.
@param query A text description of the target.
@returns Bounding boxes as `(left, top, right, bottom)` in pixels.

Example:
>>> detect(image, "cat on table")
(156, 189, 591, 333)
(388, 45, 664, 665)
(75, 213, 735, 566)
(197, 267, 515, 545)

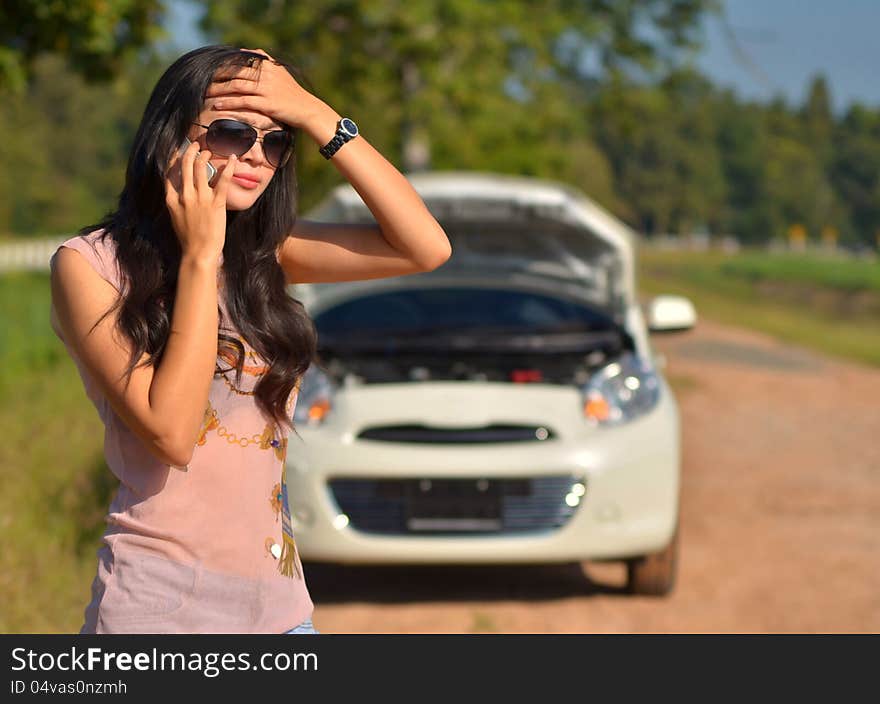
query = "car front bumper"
(285, 380, 681, 564)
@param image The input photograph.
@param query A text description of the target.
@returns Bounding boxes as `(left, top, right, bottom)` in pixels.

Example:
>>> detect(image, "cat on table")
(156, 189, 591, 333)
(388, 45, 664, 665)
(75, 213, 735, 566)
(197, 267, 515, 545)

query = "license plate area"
(405, 478, 504, 532)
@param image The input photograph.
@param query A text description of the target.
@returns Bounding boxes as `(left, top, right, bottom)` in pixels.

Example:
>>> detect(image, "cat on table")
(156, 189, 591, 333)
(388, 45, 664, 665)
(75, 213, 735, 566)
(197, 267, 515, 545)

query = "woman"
(49, 45, 450, 634)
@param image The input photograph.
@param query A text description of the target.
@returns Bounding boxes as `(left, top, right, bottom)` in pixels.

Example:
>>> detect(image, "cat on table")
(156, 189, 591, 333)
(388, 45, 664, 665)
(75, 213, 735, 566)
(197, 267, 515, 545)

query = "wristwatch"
(319, 117, 359, 159)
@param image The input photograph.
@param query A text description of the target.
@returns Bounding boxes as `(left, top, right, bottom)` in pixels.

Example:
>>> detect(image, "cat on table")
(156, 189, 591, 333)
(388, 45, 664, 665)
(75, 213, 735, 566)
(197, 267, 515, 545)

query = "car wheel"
(625, 521, 679, 596)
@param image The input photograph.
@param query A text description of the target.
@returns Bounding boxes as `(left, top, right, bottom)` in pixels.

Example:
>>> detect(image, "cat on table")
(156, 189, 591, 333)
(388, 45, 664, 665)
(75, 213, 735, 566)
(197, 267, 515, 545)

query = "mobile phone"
(178, 137, 217, 184)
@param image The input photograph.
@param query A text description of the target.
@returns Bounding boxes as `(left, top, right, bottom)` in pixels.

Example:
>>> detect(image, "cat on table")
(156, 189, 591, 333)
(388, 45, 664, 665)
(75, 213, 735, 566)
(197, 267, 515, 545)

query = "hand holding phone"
(178, 137, 217, 185)
(164, 138, 237, 262)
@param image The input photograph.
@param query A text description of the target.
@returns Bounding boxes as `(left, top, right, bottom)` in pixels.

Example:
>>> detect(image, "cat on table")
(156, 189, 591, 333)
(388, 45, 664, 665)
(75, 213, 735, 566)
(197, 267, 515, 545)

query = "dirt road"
(306, 318, 880, 633)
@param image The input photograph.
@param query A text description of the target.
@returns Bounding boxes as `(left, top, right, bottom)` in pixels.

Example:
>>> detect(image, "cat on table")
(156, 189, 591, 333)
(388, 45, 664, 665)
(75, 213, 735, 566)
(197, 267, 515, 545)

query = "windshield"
(313, 287, 617, 337)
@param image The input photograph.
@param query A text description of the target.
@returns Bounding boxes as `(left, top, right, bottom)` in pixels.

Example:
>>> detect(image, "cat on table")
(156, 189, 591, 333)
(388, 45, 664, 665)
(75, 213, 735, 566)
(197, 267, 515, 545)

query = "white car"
(285, 172, 696, 595)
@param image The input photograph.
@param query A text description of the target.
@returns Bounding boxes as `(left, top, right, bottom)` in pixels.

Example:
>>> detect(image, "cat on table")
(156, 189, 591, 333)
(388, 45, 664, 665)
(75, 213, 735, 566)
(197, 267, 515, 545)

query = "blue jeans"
(283, 616, 320, 634)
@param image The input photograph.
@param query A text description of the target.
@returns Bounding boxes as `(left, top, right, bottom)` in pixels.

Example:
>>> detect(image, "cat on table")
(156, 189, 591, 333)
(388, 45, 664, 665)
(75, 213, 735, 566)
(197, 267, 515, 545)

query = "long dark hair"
(80, 45, 317, 436)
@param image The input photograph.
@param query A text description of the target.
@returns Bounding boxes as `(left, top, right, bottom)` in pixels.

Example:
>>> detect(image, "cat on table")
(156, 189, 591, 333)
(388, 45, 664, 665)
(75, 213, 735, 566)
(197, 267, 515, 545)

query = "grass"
(0, 271, 111, 633)
(717, 250, 880, 293)
(637, 248, 880, 369)
(0, 250, 877, 632)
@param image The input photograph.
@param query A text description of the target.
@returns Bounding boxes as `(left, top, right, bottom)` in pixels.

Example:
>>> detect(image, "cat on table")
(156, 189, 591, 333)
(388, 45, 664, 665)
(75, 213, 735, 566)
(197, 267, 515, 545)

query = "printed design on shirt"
(197, 403, 221, 445)
(215, 335, 304, 412)
(258, 424, 288, 462)
(195, 400, 289, 455)
(215, 333, 268, 397)
(264, 537, 277, 559)
(220, 373, 256, 397)
(217, 333, 269, 375)
(277, 460, 302, 579)
(263, 468, 301, 578)
(219, 370, 304, 403)
(269, 483, 283, 521)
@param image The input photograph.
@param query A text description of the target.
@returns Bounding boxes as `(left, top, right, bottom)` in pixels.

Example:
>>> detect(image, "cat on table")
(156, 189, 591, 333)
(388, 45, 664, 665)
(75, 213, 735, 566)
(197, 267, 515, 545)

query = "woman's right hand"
(164, 139, 237, 261)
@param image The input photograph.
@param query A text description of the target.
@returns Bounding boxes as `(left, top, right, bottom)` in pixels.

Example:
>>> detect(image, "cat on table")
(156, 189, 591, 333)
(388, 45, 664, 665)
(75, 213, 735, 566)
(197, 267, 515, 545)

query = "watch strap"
(319, 119, 357, 159)
(319, 132, 350, 159)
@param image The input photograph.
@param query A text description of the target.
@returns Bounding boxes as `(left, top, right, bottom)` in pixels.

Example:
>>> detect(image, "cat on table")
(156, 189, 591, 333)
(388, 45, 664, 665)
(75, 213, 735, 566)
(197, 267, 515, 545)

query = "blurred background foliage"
(0, 0, 164, 92)
(1, 0, 878, 251)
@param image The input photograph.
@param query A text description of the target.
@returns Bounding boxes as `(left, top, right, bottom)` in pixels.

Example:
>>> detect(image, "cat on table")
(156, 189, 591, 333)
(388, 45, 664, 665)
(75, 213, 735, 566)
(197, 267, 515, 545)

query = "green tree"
(7, 0, 877, 252)
(714, 94, 777, 243)
(590, 76, 678, 232)
(660, 68, 726, 234)
(198, 0, 715, 208)
(831, 104, 880, 248)
(0, 52, 167, 236)
(589, 68, 725, 235)
(0, 0, 165, 92)
(801, 74, 834, 166)
(762, 97, 836, 241)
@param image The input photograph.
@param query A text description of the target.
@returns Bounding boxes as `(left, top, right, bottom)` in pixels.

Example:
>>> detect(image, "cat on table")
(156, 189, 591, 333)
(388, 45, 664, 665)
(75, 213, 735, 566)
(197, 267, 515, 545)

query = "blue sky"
(697, 0, 879, 113)
(165, 0, 879, 114)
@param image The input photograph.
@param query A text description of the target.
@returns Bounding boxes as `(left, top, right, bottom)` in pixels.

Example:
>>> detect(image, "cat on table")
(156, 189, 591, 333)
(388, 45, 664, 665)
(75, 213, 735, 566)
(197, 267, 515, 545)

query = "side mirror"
(646, 295, 697, 333)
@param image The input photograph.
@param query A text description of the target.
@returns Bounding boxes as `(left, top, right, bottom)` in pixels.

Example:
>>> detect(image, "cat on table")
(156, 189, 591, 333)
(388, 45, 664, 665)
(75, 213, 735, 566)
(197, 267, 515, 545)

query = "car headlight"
(581, 351, 660, 425)
(293, 363, 336, 426)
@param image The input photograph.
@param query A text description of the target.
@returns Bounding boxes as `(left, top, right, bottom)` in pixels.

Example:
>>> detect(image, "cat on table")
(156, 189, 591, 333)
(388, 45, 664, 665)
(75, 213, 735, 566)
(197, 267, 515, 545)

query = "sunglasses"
(191, 119, 294, 168)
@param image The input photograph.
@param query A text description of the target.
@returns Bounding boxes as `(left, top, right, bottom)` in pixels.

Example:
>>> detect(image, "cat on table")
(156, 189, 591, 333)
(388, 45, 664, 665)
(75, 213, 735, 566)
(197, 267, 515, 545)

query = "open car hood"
(303, 172, 638, 322)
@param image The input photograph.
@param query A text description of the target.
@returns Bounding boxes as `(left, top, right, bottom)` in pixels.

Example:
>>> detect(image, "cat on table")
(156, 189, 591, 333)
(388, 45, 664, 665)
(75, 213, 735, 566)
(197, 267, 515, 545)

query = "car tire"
(625, 521, 679, 596)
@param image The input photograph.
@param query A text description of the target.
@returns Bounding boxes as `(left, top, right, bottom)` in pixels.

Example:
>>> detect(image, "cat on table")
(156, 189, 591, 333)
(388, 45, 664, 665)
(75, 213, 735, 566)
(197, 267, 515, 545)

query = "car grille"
(327, 475, 583, 535)
(356, 423, 555, 444)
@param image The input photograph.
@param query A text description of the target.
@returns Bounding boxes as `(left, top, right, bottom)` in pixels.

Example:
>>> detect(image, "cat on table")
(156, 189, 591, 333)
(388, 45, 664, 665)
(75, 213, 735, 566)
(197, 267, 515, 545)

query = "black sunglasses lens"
(205, 119, 292, 167)
(207, 119, 257, 156)
(263, 131, 293, 167)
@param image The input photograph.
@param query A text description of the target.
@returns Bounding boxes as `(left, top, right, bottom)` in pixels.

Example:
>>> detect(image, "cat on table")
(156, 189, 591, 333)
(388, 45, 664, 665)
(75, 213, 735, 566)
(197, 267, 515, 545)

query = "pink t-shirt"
(50, 229, 314, 633)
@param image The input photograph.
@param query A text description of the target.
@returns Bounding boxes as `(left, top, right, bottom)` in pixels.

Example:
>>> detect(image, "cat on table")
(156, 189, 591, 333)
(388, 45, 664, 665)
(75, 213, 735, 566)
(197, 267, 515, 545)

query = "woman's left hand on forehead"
(204, 48, 320, 129)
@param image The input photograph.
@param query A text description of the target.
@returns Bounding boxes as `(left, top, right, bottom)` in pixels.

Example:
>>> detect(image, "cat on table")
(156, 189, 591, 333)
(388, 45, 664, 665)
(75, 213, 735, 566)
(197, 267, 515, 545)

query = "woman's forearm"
(148, 254, 220, 464)
(300, 101, 452, 269)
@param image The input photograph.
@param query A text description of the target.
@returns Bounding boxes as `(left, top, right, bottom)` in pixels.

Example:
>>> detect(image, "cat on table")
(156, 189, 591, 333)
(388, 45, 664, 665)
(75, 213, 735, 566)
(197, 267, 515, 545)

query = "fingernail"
(214, 101, 224, 108)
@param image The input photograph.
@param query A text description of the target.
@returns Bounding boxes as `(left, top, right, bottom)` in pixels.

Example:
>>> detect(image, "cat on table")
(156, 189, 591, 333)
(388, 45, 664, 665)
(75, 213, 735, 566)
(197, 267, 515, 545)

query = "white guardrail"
(0, 237, 69, 273)
(0, 233, 874, 275)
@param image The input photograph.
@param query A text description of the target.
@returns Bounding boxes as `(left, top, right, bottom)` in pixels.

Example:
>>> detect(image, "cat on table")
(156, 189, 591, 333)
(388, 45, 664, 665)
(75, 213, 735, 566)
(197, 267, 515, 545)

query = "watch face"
(340, 118, 358, 137)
